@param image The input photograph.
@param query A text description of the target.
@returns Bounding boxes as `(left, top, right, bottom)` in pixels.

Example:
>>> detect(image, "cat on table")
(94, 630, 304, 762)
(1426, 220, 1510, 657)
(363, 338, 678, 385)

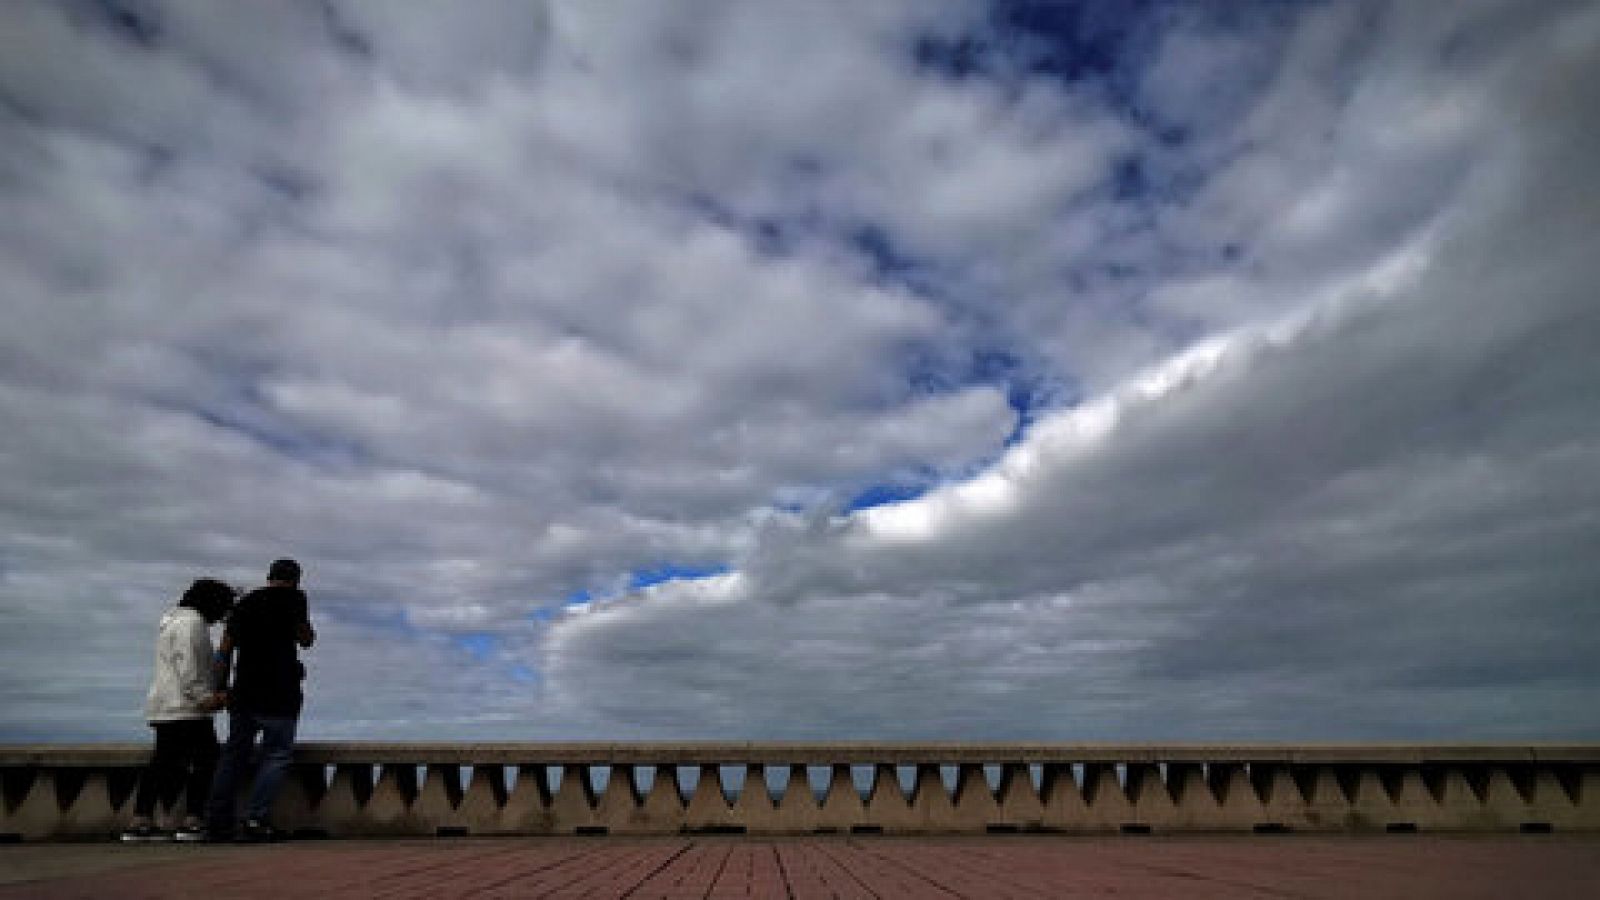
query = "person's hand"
(205, 691, 229, 712)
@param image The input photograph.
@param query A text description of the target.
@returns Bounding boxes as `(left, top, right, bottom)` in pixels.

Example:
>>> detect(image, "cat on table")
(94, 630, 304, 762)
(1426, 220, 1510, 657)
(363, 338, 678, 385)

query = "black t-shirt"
(227, 585, 309, 716)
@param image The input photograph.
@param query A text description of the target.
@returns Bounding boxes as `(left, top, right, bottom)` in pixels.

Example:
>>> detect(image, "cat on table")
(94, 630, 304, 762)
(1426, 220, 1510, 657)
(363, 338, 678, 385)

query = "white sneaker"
(119, 823, 171, 843)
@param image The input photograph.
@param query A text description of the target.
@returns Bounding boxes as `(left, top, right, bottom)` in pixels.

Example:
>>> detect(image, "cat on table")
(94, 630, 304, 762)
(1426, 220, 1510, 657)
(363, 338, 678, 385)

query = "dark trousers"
(132, 719, 219, 819)
(207, 708, 298, 828)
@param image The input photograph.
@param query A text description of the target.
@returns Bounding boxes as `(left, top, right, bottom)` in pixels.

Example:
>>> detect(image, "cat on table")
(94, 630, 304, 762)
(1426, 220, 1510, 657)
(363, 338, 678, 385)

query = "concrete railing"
(3, 743, 1597, 840)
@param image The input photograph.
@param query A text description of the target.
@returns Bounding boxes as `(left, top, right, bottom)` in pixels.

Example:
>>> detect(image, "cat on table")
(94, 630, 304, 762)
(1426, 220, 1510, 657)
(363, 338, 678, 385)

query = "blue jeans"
(207, 709, 297, 828)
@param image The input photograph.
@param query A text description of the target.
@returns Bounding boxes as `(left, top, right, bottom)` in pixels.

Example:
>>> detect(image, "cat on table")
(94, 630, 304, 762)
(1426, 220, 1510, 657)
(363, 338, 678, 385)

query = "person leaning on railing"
(121, 578, 236, 843)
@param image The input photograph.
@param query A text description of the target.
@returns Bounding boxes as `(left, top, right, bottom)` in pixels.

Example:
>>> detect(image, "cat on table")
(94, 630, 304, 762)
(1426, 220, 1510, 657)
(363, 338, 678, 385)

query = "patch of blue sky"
(684, 183, 826, 260)
(627, 563, 732, 591)
(312, 595, 416, 634)
(918, 0, 1306, 156)
(686, 156, 1078, 506)
(160, 360, 369, 470)
(551, 564, 734, 615)
(850, 224, 921, 280)
(766, 484, 833, 516)
(253, 164, 318, 203)
(684, 188, 954, 307)
(190, 404, 360, 467)
(317, 0, 374, 60)
(912, 32, 989, 79)
(85, 0, 163, 47)
(451, 632, 500, 662)
(994, 0, 1154, 82)
(443, 635, 541, 686)
(914, 0, 1151, 87)
(903, 343, 1075, 447)
(1112, 153, 1154, 202)
(176, 374, 369, 469)
(135, 142, 178, 182)
(843, 480, 932, 514)
(846, 224, 969, 307)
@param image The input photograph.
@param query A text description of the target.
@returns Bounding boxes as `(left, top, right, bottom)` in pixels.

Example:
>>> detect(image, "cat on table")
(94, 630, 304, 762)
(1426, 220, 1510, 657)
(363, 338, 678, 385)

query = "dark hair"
(181, 578, 237, 623)
(268, 558, 302, 584)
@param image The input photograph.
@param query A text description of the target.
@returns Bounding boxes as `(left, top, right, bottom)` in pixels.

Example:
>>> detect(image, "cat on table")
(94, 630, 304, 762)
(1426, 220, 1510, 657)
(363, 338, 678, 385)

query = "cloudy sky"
(2, 0, 1598, 743)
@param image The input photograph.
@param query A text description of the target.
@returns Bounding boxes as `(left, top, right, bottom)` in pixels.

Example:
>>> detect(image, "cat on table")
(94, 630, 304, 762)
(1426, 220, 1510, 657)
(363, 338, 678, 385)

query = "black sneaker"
(239, 819, 278, 843)
(119, 823, 171, 843)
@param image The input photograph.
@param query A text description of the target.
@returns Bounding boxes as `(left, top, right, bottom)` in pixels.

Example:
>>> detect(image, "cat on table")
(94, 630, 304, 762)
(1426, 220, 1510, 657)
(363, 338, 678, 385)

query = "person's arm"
(212, 628, 234, 692)
(295, 592, 315, 648)
(177, 616, 219, 711)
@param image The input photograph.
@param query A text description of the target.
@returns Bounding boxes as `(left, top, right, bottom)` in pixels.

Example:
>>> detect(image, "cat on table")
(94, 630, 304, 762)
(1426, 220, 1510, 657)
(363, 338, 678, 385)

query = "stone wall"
(3, 743, 1596, 840)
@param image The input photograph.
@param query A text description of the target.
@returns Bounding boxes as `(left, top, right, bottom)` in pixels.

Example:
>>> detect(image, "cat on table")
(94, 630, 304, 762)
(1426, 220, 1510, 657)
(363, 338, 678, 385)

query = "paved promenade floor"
(2, 835, 1597, 898)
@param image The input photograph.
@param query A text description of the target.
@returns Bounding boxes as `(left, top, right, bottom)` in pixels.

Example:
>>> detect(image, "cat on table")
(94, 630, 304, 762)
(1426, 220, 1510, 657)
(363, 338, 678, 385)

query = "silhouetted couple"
(123, 558, 315, 843)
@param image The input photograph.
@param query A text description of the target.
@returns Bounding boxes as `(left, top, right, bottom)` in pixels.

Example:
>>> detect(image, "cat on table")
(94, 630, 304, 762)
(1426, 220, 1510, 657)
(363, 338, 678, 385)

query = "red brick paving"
(2, 836, 1598, 899)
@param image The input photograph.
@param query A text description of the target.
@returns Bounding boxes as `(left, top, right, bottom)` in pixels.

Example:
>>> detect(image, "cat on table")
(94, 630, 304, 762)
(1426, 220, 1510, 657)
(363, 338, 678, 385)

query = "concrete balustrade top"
(4, 742, 1599, 840)
(4, 741, 1600, 766)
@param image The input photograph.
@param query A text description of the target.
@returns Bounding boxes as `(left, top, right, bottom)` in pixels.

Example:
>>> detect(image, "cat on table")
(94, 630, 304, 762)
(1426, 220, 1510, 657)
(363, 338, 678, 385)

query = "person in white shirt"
(121, 578, 235, 842)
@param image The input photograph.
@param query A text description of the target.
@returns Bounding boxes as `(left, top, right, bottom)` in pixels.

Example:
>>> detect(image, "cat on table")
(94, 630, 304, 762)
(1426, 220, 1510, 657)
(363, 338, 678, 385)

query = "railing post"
(773, 764, 820, 833)
(951, 763, 999, 831)
(457, 764, 507, 834)
(817, 763, 865, 832)
(596, 765, 644, 832)
(1301, 764, 1353, 831)
(317, 763, 372, 837)
(684, 764, 733, 831)
(1345, 764, 1399, 831)
(634, 764, 684, 833)
(1568, 765, 1600, 831)
(1523, 764, 1579, 832)
(995, 763, 1043, 830)
(268, 763, 326, 835)
(1039, 763, 1090, 831)
(1126, 762, 1174, 830)
(733, 763, 779, 833)
(1252, 762, 1307, 830)
(1167, 762, 1216, 829)
(0, 767, 35, 840)
(550, 763, 596, 833)
(1083, 762, 1132, 832)
(361, 763, 419, 835)
(1376, 763, 1437, 831)
(501, 764, 552, 834)
(865, 763, 914, 832)
(909, 763, 955, 831)
(414, 764, 464, 834)
(1417, 764, 1488, 831)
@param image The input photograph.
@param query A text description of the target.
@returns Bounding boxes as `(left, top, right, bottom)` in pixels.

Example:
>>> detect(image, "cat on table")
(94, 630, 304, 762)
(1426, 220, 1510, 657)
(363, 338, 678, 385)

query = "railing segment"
(2, 743, 1596, 840)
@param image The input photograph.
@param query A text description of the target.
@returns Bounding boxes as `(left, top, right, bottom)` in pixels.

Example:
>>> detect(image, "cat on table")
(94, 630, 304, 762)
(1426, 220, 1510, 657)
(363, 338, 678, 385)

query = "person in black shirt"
(206, 558, 315, 841)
